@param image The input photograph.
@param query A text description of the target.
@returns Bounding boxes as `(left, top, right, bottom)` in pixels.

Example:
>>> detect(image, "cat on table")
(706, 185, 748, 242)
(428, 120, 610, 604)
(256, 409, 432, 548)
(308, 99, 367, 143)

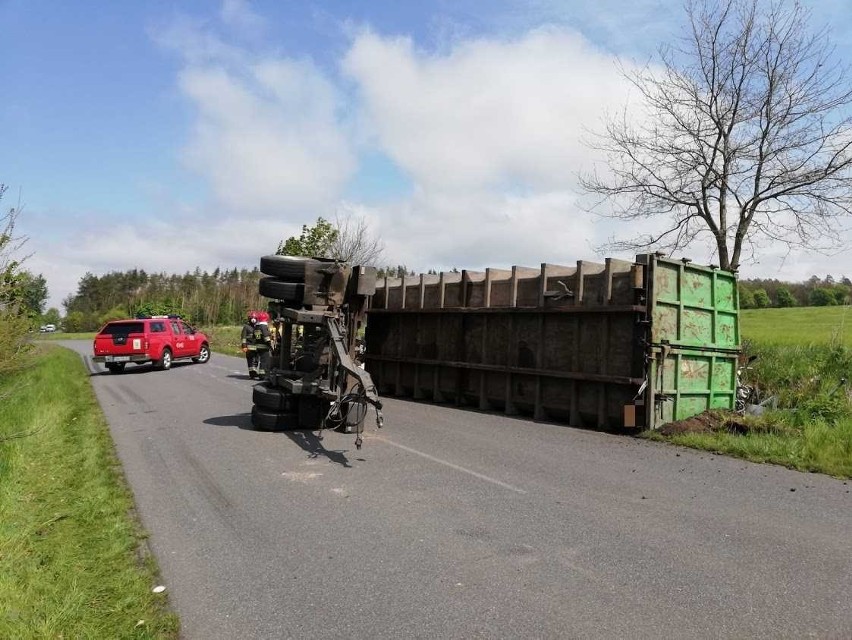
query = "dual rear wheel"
(250, 383, 299, 431)
(250, 383, 330, 432)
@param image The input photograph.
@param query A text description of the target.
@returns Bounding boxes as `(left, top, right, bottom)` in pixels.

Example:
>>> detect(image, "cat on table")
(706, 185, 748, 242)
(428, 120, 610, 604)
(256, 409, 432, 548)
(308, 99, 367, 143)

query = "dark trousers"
(245, 347, 271, 373)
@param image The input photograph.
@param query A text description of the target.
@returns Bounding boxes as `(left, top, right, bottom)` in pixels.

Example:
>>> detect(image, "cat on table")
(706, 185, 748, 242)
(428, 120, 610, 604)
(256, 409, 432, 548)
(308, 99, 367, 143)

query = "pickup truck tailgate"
(93, 321, 147, 357)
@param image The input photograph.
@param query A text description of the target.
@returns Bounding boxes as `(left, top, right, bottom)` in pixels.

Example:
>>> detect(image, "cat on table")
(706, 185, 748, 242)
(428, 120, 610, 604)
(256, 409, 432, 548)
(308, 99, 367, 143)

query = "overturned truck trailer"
(365, 254, 740, 430)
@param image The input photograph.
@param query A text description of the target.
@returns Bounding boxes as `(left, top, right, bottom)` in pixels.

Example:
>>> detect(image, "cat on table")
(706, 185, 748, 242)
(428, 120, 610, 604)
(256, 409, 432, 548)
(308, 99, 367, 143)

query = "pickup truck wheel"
(258, 277, 305, 303)
(251, 405, 299, 431)
(259, 255, 324, 281)
(192, 343, 210, 364)
(105, 363, 126, 374)
(252, 382, 295, 412)
(155, 348, 172, 371)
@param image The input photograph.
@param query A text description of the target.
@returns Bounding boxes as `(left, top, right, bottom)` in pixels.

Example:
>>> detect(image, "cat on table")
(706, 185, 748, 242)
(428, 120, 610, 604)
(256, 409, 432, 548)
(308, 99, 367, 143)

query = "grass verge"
(0, 345, 179, 638)
(646, 413, 852, 478)
(34, 331, 97, 341)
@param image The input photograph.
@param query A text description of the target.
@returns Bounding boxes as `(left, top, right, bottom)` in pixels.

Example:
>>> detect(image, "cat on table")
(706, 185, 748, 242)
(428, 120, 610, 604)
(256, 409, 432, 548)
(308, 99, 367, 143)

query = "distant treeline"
(739, 275, 851, 309)
(62, 268, 266, 331)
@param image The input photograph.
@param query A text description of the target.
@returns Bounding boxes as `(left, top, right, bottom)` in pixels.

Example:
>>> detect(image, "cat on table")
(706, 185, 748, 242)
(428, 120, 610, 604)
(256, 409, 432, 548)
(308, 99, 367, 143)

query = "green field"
(741, 306, 852, 345)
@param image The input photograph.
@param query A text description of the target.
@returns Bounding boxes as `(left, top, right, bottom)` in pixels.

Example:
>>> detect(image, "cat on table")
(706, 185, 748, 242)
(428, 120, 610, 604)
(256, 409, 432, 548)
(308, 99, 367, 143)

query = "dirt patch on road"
(658, 410, 750, 436)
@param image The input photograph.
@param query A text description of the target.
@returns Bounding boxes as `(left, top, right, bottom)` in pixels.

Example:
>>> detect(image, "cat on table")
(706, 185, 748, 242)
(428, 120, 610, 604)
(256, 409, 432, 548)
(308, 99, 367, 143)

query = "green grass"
(0, 346, 179, 639)
(741, 306, 852, 346)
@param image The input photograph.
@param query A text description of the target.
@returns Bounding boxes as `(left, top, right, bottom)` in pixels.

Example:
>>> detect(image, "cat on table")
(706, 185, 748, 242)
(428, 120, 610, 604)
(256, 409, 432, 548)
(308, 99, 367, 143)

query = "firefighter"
(240, 311, 272, 378)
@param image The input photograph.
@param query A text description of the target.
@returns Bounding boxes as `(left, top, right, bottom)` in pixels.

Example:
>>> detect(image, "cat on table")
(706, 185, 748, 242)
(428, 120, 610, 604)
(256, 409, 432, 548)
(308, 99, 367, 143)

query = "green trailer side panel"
(649, 348, 738, 426)
(650, 258, 739, 350)
(646, 256, 740, 427)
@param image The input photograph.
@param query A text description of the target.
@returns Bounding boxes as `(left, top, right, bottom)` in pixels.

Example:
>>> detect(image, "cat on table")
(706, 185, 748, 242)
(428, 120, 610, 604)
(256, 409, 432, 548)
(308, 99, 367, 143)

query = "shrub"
(810, 287, 837, 306)
(753, 288, 771, 308)
(776, 287, 796, 307)
(739, 285, 755, 309)
(0, 184, 34, 376)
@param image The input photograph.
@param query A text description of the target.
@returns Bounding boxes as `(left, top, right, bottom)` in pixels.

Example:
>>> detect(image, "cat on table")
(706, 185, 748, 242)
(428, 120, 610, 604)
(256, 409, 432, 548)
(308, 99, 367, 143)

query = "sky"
(2, 0, 852, 311)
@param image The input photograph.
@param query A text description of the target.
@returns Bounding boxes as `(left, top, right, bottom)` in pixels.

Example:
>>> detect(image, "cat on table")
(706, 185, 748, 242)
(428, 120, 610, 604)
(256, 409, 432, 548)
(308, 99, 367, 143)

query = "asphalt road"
(61, 341, 851, 639)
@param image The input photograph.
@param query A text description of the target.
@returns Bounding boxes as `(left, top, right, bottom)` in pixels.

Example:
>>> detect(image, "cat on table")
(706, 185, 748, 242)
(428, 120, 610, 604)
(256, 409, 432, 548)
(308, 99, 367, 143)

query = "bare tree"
(0, 185, 30, 284)
(330, 210, 385, 266)
(0, 184, 35, 374)
(581, 0, 852, 271)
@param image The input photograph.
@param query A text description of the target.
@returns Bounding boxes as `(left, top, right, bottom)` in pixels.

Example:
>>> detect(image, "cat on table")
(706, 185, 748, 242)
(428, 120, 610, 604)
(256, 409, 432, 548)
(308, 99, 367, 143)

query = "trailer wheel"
(252, 382, 295, 412)
(259, 255, 319, 281)
(258, 277, 305, 303)
(251, 405, 300, 431)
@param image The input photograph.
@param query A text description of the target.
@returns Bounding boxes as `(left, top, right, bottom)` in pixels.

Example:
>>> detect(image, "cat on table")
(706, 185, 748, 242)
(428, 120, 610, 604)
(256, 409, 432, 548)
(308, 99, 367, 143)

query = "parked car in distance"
(92, 316, 210, 373)
(39, 324, 56, 332)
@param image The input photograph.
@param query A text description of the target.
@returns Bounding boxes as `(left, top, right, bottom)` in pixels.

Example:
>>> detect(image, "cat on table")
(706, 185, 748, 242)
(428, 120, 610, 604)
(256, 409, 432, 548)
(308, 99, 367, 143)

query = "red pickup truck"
(92, 316, 211, 373)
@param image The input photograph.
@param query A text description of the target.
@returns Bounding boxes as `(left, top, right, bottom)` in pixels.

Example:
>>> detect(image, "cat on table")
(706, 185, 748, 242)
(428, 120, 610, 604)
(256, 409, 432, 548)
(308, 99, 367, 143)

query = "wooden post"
(480, 269, 493, 411)
(394, 315, 403, 396)
(534, 264, 549, 420)
(505, 266, 520, 415)
(570, 315, 581, 426)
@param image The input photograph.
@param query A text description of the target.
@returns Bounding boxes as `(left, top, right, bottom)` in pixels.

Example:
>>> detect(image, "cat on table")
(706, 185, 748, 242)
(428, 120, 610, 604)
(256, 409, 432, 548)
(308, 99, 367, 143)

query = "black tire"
(259, 277, 305, 302)
(252, 382, 295, 411)
(192, 343, 211, 364)
(259, 255, 316, 281)
(154, 347, 172, 371)
(251, 405, 299, 431)
(105, 362, 126, 374)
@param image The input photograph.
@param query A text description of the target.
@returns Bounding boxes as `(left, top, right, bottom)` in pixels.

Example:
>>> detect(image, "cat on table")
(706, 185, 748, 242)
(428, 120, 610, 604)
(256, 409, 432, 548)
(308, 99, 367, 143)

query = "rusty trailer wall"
(365, 255, 740, 430)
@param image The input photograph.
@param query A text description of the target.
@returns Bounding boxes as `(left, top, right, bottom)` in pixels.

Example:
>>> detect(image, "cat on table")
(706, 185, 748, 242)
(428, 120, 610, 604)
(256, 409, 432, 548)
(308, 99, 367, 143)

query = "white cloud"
(344, 27, 632, 193)
(355, 188, 597, 272)
(340, 27, 641, 271)
(219, 0, 266, 36)
(178, 59, 355, 215)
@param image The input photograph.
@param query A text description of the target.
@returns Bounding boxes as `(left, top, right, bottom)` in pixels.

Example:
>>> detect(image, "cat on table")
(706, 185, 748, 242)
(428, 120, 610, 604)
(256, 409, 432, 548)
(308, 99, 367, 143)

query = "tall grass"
(740, 342, 852, 412)
(0, 307, 34, 375)
(200, 324, 243, 357)
(0, 346, 179, 638)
